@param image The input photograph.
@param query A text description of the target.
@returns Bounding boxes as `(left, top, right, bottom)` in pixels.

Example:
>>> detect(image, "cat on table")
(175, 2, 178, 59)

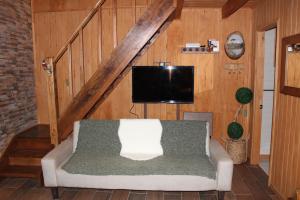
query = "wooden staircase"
(0, 125, 53, 183)
(0, 0, 182, 183)
(42, 0, 182, 144)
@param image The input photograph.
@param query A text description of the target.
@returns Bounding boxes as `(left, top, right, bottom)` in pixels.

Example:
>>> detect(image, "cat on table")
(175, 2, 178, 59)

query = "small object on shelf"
(185, 43, 200, 48)
(181, 40, 220, 54)
(181, 46, 218, 54)
(208, 39, 220, 52)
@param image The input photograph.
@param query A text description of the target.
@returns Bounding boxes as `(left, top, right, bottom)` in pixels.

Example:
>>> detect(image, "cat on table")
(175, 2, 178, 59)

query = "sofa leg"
(217, 191, 225, 200)
(51, 187, 59, 199)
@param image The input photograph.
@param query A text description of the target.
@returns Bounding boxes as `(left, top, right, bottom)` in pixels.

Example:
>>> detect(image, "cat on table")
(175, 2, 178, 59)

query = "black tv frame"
(132, 66, 194, 104)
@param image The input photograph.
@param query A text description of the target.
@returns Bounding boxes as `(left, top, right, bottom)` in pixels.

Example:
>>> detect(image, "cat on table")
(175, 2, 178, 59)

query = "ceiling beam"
(174, 0, 184, 19)
(222, 0, 249, 18)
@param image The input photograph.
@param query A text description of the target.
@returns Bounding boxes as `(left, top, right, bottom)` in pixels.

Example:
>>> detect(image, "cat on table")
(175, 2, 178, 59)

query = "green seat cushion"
(63, 153, 216, 179)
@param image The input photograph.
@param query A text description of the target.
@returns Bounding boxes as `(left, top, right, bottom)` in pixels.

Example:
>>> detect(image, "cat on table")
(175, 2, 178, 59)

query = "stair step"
(0, 165, 42, 179)
(8, 149, 49, 166)
(13, 124, 53, 151)
(14, 138, 53, 151)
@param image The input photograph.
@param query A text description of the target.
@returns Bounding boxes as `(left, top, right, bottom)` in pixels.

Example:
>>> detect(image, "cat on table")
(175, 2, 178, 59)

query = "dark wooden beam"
(174, 0, 184, 19)
(58, 0, 176, 140)
(222, 0, 249, 18)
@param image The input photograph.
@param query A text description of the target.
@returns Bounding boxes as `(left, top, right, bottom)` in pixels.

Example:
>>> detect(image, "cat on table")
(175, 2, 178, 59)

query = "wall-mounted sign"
(225, 31, 245, 60)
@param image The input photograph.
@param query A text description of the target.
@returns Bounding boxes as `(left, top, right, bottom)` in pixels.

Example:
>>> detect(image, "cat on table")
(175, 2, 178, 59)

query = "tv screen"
(132, 66, 194, 103)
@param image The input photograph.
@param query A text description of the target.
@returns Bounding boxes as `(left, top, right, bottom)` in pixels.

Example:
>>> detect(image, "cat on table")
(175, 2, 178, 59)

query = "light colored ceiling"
(183, 0, 256, 8)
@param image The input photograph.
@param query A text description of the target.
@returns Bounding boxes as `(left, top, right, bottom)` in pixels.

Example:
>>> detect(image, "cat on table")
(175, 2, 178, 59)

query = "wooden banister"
(42, 58, 59, 145)
(78, 28, 85, 87)
(53, 0, 106, 64)
(43, 0, 179, 144)
(67, 44, 73, 96)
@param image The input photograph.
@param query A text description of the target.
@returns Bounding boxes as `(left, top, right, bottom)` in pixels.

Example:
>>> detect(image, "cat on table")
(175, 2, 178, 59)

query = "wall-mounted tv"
(132, 66, 194, 103)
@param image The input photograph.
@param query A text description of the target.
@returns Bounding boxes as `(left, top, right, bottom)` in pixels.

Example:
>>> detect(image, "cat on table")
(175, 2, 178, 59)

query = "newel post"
(42, 58, 59, 145)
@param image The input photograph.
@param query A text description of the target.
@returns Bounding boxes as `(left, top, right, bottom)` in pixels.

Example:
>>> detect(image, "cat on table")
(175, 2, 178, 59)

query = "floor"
(259, 160, 270, 175)
(0, 164, 280, 200)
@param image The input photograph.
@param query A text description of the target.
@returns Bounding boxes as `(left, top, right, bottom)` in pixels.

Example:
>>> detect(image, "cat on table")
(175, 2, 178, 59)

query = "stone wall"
(0, 0, 37, 155)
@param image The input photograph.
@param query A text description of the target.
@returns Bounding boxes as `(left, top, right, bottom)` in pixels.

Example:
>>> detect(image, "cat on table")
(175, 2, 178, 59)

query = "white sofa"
(42, 120, 233, 200)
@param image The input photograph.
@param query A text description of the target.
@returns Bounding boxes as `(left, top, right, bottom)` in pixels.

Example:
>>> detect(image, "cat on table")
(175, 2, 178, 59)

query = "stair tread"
(10, 149, 49, 158)
(14, 138, 53, 151)
(17, 124, 50, 139)
(0, 165, 42, 178)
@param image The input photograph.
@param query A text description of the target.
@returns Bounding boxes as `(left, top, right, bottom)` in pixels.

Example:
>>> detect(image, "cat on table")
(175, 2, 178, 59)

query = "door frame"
(250, 21, 280, 182)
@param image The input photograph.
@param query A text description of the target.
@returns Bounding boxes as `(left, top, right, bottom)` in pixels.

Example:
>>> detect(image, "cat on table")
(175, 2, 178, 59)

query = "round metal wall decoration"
(225, 31, 245, 59)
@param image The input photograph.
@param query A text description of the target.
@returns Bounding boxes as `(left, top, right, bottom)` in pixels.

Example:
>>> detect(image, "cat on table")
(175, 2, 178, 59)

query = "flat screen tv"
(132, 66, 194, 103)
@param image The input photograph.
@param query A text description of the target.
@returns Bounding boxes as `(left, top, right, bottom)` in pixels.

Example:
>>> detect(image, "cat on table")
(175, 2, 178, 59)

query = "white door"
(260, 28, 276, 174)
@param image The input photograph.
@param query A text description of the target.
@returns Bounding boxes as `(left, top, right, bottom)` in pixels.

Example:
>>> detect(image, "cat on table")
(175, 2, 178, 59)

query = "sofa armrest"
(209, 139, 233, 191)
(41, 136, 73, 187)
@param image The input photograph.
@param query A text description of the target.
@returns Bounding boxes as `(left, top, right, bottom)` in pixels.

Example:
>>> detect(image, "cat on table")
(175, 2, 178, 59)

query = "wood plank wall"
(254, 0, 300, 199)
(32, 0, 253, 144)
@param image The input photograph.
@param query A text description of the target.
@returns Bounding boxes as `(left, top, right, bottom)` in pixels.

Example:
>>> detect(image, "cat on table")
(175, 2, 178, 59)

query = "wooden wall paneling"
(32, 4, 254, 156)
(286, 97, 297, 196)
(83, 15, 99, 81)
(250, 31, 264, 164)
(101, 8, 114, 61)
(98, 8, 103, 66)
(113, 0, 118, 48)
(267, 20, 280, 190)
(296, 99, 300, 197)
(33, 13, 52, 123)
(91, 3, 142, 120)
(32, 0, 98, 13)
(253, 0, 300, 198)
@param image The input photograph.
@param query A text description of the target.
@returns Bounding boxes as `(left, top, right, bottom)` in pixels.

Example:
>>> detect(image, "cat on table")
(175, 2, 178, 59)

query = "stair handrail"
(42, 0, 181, 145)
(53, 0, 106, 65)
(42, 0, 106, 145)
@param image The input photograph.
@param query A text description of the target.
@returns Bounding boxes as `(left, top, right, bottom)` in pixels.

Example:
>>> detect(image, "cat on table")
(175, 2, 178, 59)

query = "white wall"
(260, 28, 276, 155)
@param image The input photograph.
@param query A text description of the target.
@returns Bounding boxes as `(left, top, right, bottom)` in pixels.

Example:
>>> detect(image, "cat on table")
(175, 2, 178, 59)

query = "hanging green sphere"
(235, 87, 253, 104)
(227, 122, 244, 140)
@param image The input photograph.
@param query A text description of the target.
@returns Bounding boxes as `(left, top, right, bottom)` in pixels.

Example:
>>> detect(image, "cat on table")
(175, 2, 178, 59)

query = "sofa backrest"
(73, 120, 209, 157)
(161, 120, 208, 156)
(74, 120, 121, 155)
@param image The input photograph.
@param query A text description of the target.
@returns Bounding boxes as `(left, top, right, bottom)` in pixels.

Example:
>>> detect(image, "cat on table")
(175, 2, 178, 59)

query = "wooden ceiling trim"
(32, 0, 256, 13)
(222, 0, 250, 18)
(183, 0, 255, 8)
